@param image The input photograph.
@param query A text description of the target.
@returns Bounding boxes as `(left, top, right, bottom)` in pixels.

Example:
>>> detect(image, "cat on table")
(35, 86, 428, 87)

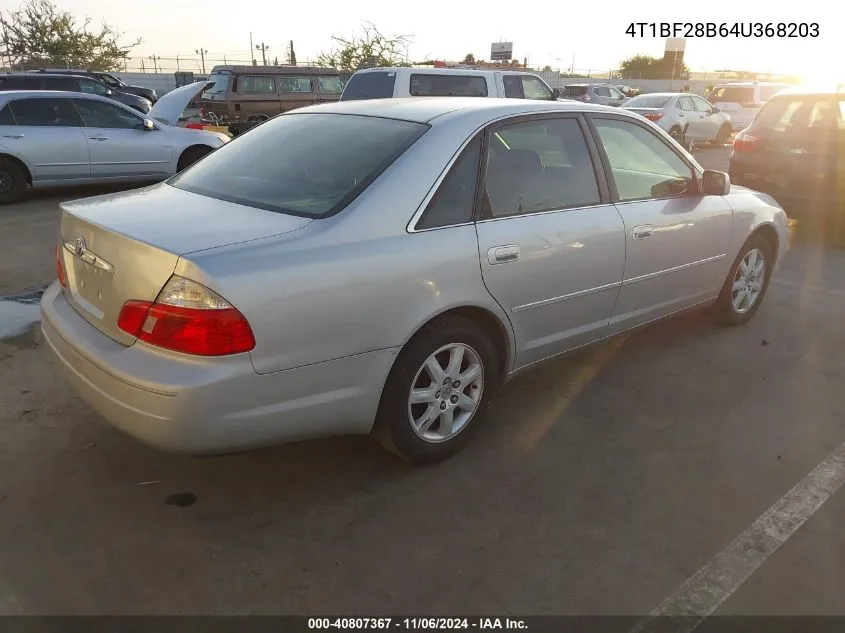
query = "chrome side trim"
(622, 254, 726, 286)
(513, 281, 622, 313)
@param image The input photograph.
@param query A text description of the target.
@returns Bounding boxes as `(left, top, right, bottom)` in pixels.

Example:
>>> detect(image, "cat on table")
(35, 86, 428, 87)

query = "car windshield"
(340, 71, 396, 101)
(202, 72, 230, 100)
(169, 113, 428, 217)
(625, 95, 672, 108)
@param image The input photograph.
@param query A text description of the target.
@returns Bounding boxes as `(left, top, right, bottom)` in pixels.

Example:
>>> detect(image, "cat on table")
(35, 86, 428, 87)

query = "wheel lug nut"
(450, 395, 458, 404)
(452, 380, 460, 388)
(435, 391, 441, 399)
(440, 402, 447, 410)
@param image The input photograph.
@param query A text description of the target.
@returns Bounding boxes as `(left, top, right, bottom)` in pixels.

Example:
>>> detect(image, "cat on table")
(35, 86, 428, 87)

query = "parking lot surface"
(3, 145, 845, 618)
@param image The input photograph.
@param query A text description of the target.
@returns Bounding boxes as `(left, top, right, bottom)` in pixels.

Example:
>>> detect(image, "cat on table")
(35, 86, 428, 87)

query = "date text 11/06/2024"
(308, 618, 527, 630)
(626, 22, 819, 38)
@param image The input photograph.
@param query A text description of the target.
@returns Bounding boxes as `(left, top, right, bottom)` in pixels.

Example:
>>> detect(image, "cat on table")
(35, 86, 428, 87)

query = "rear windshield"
(708, 86, 755, 104)
(754, 96, 845, 133)
(202, 72, 230, 100)
(169, 113, 428, 217)
(340, 71, 396, 101)
(624, 95, 672, 108)
(564, 85, 588, 96)
(409, 74, 488, 97)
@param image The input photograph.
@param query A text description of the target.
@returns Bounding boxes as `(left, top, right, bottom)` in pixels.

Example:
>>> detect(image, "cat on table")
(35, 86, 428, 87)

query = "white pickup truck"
(340, 67, 560, 102)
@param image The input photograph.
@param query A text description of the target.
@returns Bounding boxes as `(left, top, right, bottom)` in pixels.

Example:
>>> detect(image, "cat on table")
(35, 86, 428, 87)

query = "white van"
(706, 82, 790, 132)
(340, 67, 560, 102)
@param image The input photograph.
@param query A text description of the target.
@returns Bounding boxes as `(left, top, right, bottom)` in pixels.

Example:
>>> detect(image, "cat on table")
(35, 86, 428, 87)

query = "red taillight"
(117, 276, 255, 356)
(644, 112, 664, 121)
(55, 245, 66, 287)
(186, 122, 204, 130)
(733, 130, 760, 153)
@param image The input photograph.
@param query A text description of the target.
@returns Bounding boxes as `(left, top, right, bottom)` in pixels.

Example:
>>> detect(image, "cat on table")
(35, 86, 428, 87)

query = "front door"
(474, 114, 626, 369)
(588, 115, 734, 334)
(691, 95, 721, 141)
(2, 97, 90, 182)
(74, 98, 172, 178)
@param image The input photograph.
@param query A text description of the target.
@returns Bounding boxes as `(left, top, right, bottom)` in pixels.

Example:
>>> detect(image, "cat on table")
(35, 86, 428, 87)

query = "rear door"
(676, 96, 702, 139)
(73, 98, 172, 178)
(474, 114, 626, 368)
(234, 74, 280, 119)
(4, 97, 90, 182)
(691, 95, 721, 141)
(588, 115, 733, 333)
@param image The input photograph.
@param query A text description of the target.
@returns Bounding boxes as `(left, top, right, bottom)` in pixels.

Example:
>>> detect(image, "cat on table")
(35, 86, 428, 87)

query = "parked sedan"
(0, 73, 152, 113)
(41, 98, 789, 465)
(563, 83, 627, 106)
(0, 81, 229, 204)
(623, 92, 734, 150)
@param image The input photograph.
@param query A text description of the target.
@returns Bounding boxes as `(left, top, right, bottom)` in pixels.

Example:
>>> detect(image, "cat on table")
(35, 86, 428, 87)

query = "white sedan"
(0, 81, 229, 204)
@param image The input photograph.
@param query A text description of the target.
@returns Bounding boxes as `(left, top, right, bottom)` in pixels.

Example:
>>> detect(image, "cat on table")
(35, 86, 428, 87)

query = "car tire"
(372, 315, 499, 465)
(713, 124, 731, 147)
(0, 157, 27, 205)
(670, 126, 694, 153)
(176, 146, 212, 172)
(712, 233, 773, 326)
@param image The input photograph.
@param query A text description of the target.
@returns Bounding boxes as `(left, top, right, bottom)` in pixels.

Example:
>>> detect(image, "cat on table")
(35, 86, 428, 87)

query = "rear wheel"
(0, 157, 27, 205)
(713, 124, 731, 146)
(176, 146, 212, 172)
(712, 234, 773, 326)
(372, 315, 499, 465)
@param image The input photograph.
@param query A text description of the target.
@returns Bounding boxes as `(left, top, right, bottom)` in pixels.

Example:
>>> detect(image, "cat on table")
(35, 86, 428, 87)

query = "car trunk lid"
(58, 183, 312, 345)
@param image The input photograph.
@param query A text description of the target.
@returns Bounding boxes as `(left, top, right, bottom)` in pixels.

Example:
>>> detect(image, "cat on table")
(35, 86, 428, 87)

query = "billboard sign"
(490, 42, 514, 61)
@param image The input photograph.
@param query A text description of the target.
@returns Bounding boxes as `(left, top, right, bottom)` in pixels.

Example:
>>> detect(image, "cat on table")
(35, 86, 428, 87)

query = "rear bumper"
(40, 283, 397, 454)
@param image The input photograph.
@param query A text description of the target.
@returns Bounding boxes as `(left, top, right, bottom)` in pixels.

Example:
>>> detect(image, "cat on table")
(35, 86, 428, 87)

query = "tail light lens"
(55, 245, 66, 287)
(644, 112, 664, 122)
(118, 276, 255, 356)
(733, 129, 760, 153)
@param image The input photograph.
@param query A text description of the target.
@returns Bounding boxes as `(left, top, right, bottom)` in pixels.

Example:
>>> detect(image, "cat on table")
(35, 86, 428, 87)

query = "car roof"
(352, 67, 536, 76)
(2, 72, 94, 80)
(629, 92, 682, 98)
(0, 89, 131, 103)
(291, 96, 628, 124)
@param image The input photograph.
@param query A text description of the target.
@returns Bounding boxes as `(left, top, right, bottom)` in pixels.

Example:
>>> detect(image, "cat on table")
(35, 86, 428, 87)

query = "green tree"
(619, 53, 689, 80)
(316, 22, 412, 72)
(0, 0, 139, 71)
(462, 53, 475, 64)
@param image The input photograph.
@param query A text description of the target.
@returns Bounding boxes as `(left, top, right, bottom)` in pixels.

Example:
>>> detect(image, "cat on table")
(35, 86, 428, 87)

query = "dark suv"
(0, 73, 152, 113)
(729, 90, 844, 214)
(27, 68, 157, 104)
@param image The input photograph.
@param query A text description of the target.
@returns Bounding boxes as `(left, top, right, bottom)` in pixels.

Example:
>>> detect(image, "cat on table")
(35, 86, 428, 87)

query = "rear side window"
(416, 135, 482, 230)
(340, 71, 396, 101)
(8, 98, 82, 127)
(0, 76, 39, 90)
(564, 86, 587, 96)
(409, 74, 488, 97)
(755, 97, 845, 134)
(625, 95, 671, 108)
(677, 96, 695, 111)
(317, 76, 343, 93)
(238, 76, 276, 94)
(43, 77, 80, 91)
(170, 113, 428, 217)
(0, 105, 15, 125)
(709, 86, 755, 105)
(278, 76, 313, 93)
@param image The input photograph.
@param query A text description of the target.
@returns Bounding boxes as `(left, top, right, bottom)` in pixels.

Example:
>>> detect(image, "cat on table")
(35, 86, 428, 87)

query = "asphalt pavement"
(2, 145, 845, 619)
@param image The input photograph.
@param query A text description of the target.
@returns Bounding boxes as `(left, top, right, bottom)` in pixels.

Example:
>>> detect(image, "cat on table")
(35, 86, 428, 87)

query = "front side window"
(238, 76, 276, 94)
(521, 76, 552, 100)
(74, 99, 142, 129)
(483, 117, 600, 218)
(677, 96, 695, 111)
(78, 79, 110, 96)
(99, 74, 121, 87)
(691, 97, 712, 112)
(592, 118, 695, 202)
(170, 113, 428, 217)
(317, 76, 343, 93)
(503, 76, 523, 98)
(409, 74, 488, 97)
(279, 76, 313, 93)
(416, 135, 481, 230)
(609, 87, 626, 100)
(8, 98, 81, 127)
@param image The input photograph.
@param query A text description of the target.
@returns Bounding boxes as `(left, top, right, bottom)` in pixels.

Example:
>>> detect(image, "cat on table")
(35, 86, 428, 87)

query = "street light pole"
(256, 43, 269, 66)
(195, 48, 207, 74)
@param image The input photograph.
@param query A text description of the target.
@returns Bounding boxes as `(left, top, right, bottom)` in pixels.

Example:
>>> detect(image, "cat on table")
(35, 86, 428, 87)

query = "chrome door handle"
(2, 134, 24, 139)
(89, 136, 109, 141)
(632, 225, 654, 240)
(488, 245, 520, 265)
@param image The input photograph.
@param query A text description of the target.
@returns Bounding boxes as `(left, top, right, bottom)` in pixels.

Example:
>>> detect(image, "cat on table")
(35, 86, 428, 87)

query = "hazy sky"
(35, 0, 840, 79)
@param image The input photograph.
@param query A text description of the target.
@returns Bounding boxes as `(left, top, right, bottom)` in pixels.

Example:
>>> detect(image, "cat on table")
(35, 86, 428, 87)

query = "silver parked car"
(623, 92, 734, 150)
(41, 98, 790, 464)
(562, 83, 627, 106)
(0, 81, 229, 204)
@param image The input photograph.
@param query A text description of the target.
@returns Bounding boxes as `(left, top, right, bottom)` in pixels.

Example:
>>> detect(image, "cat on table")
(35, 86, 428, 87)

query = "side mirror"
(712, 106, 720, 113)
(142, 119, 156, 131)
(551, 87, 560, 100)
(701, 170, 730, 196)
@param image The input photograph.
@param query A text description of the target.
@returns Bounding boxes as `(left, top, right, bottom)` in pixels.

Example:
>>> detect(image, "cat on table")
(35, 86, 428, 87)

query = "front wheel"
(712, 234, 773, 326)
(0, 157, 27, 205)
(372, 315, 499, 465)
(671, 127, 694, 153)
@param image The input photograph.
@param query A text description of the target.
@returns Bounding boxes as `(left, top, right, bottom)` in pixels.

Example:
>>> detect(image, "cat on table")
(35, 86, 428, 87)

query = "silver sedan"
(41, 97, 790, 464)
(623, 92, 734, 150)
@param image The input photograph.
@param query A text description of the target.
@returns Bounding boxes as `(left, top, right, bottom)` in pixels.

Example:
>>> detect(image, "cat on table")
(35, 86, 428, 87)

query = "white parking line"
(629, 440, 845, 633)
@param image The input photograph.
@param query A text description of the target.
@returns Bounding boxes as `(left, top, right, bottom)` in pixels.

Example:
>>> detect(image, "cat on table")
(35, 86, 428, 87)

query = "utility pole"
(195, 48, 207, 74)
(255, 42, 269, 66)
(249, 32, 255, 65)
(288, 40, 296, 65)
(140, 58, 146, 73)
(148, 54, 159, 73)
(176, 54, 180, 71)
